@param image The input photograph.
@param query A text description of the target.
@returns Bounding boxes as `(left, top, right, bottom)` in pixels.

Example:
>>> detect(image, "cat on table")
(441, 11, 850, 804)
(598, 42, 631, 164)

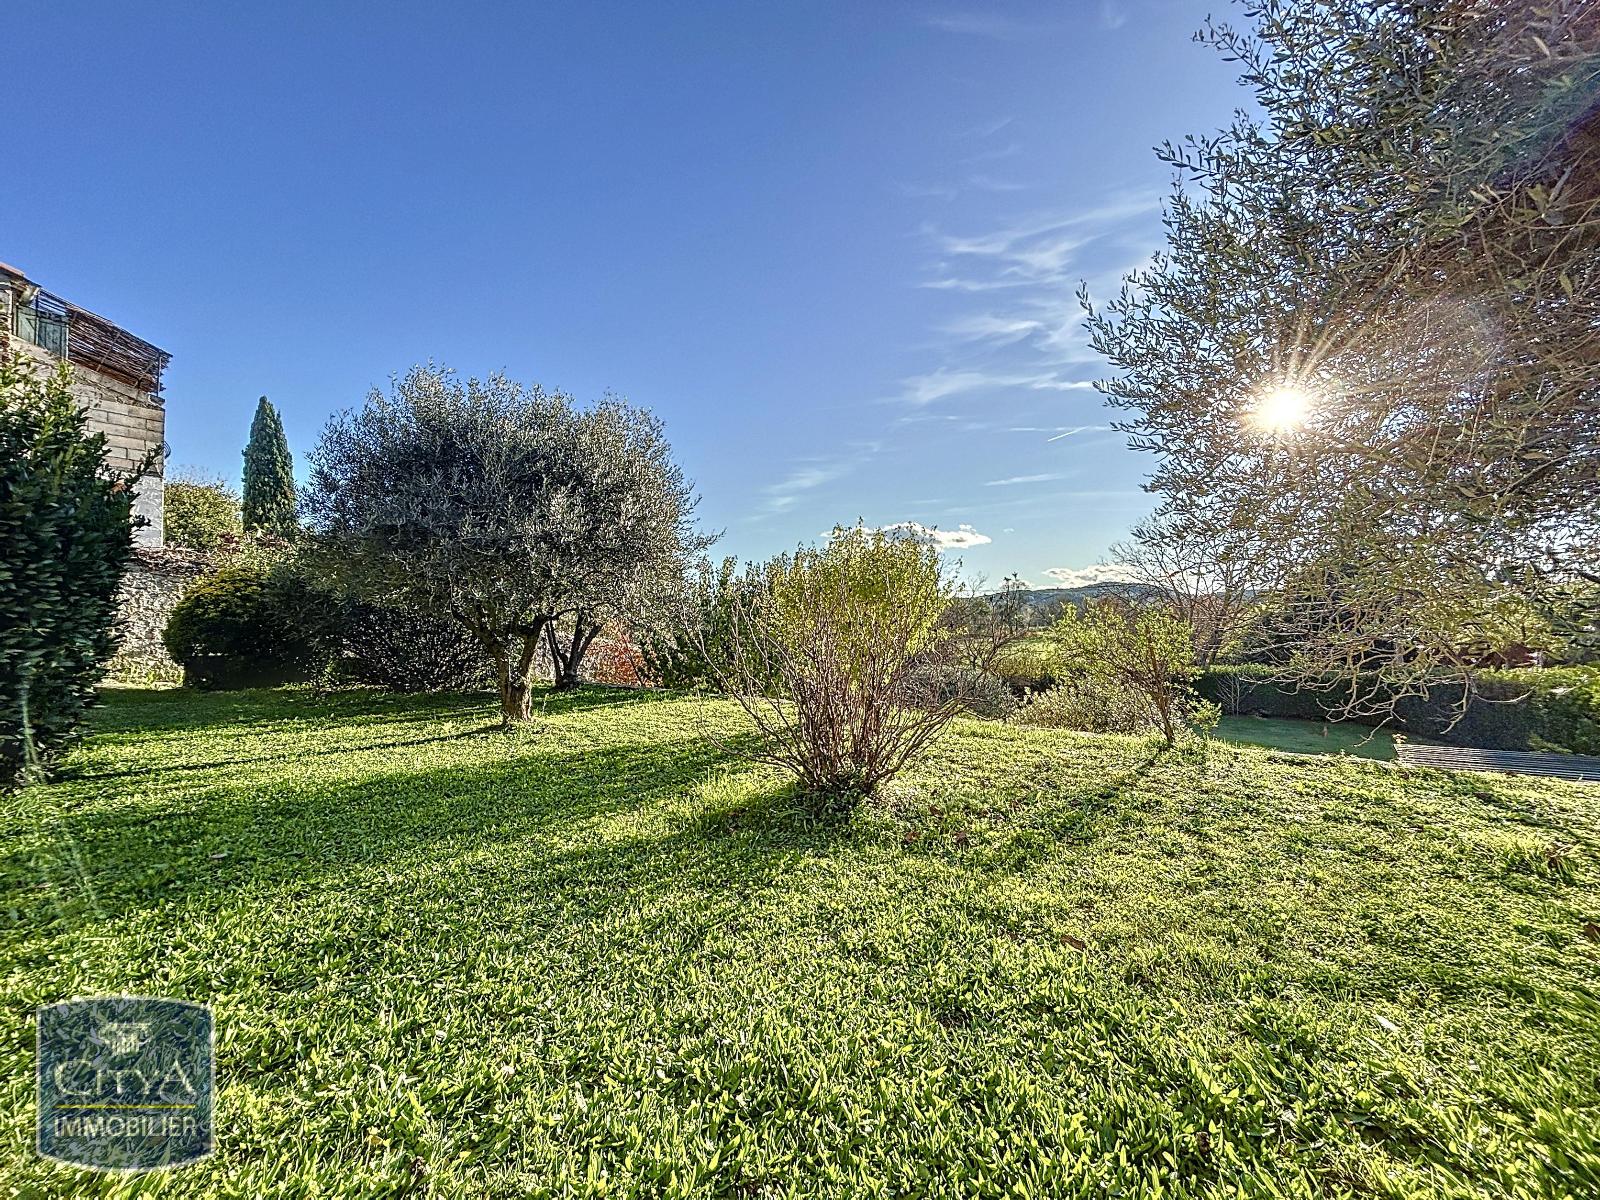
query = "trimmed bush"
(164, 561, 342, 689)
(1197, 663, 1600, 753)
(1, 350, 138, 786)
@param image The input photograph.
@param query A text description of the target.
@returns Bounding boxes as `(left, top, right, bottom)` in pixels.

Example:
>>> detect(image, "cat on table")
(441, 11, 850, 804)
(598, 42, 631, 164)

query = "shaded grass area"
(3, 686, 1599, 1198)
(1214, 713, 1401, 761)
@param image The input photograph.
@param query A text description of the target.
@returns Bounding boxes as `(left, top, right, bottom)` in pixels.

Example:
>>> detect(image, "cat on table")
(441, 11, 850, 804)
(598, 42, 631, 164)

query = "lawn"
(4, 687, 1599, 1199)
(1213, 715, 1401, 761)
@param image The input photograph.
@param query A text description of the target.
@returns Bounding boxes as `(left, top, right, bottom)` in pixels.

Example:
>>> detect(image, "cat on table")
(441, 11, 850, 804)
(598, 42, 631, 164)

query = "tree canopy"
(241, 396, 297, 538)
(1086, 0, 1599, 711)
(304, 365, 701, 721)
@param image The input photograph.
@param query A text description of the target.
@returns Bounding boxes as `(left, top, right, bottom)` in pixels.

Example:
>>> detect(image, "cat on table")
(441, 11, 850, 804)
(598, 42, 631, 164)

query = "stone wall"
(109, 547, 216, 684)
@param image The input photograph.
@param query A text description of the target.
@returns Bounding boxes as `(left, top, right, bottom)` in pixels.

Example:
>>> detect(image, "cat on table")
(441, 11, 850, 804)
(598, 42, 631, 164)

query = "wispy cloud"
(922, 12, 1027, 39)
(1005, 423, 1112, 440)
(892, 367, 1087, 407)
(754, 443, 880, 518)
(966, 174, 1027, 193)
(984, 472, 1068, 487)
(759, 463, 847, 515)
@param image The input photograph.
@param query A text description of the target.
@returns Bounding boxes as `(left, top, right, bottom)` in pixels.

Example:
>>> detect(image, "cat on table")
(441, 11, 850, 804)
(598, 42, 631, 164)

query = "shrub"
(1015, 676, 1157, 734)
(693, 525, 970, 807)
(343, 600, 493, 693)
(990, 639, 1058, 692)
(163, 560, 342, 689)
(642, 557, 760, 691)
(1046, 599, 1205, 745)
(917, 665, 1018, 720)
(1, 349, 138, 786)
(163, 476, 242, 552)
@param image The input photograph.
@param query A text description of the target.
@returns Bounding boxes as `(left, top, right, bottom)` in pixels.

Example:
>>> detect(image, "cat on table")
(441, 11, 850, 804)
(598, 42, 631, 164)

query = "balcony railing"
(13, 304, 69, 358)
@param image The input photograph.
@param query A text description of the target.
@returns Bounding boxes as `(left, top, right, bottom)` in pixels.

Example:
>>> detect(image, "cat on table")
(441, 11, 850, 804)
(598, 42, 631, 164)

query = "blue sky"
(3, 1, 1243, 587)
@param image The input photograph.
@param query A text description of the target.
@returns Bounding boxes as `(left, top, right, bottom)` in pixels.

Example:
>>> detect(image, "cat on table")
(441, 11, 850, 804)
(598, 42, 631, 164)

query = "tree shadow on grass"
(5, 727, 813, 944)
(60, 727, 501, 782)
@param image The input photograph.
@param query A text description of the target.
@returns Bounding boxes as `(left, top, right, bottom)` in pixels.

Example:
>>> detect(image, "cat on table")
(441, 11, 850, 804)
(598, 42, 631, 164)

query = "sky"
(2, 1, 1246, 588)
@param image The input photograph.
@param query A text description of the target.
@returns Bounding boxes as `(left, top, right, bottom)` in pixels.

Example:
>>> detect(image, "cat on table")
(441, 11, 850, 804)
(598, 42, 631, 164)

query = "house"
(0, 263, 170, 545)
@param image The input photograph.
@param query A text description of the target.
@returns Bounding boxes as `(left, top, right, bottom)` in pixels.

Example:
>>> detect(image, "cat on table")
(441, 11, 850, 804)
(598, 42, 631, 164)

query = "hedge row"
(1197, 664, 1600, 754)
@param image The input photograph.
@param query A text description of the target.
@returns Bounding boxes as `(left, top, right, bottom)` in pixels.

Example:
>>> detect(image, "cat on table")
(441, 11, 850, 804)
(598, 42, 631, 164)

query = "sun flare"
(1251, 385, 1313, 433)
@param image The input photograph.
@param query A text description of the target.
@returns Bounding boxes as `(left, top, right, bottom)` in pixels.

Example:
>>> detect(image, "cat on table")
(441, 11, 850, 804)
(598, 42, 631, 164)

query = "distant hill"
(984, 581, 1161, 624)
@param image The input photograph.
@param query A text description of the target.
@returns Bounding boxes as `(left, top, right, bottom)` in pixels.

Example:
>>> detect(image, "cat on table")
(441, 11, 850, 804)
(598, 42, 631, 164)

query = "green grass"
(4, 686, 1600, 1199)
(1214, 714, 1402, 761)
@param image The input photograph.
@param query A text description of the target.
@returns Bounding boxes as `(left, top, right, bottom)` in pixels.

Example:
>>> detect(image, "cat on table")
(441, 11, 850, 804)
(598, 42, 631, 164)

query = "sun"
(1251, 385, 1313, 433)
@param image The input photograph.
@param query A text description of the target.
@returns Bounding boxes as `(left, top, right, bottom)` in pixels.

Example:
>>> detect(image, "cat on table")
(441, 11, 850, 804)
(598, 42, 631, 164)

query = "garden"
(5, 2, 1600, 1196)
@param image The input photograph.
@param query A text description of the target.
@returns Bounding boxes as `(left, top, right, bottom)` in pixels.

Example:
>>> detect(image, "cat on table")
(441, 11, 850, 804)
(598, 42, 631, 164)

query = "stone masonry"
(0, 263, 169, 545)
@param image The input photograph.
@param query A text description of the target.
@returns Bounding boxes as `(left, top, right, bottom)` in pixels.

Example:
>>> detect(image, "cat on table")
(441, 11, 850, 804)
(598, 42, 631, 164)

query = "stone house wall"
(1, 281, 167, 545)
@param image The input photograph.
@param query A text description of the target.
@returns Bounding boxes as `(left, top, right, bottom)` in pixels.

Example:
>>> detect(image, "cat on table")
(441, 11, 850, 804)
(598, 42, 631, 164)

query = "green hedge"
(2, 354, 137, 787)
(1197, 664, 1600, 754)
(163, 561, 343, 690)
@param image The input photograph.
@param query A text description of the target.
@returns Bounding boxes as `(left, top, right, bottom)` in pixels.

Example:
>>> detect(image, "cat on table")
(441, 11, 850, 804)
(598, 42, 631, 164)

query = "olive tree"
(304, 367, 580, 723)
(540, 397, 707, 689)
(305, 366, 701, 719)
(1084, 0, 1600, 719)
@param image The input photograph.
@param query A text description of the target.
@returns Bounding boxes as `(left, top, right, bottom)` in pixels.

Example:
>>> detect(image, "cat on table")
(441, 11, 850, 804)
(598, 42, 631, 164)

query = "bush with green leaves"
(694, 525, 971, 804)
(1046, 599, 1206, 746)
(0, 347, 138, 786)
(1016, 676, 1159, 735)
(163, 559, 342, 688)
(163, 474, 242, 552)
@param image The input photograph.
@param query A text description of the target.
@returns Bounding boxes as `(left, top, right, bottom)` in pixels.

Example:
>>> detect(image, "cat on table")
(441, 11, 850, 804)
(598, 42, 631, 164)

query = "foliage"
(1047, 599, 1206, 745)
(305, 366, 699, 722)
(0, 347, 138, 787)
(1112, 513, 1269, 669)
(5, 685, 1599, 1197)
(990, 635, 1061, 691)
(916, 665, 1018, 720)
(241, 396, 297, 538)
(540, 396, 708, 690)
(342, 599, 494, 693)
(1015, 675, 1160, 735)
(163, 473, 242, 552)
(694, 525, 963, 804)
(1084, 1, 1600, 718)
(639, 556, 751, 690)
(162, 560, 342, 687)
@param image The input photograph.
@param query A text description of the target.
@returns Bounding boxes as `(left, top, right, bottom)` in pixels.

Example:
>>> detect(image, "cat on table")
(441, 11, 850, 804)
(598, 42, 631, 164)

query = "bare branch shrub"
(689, 525, 969, 808)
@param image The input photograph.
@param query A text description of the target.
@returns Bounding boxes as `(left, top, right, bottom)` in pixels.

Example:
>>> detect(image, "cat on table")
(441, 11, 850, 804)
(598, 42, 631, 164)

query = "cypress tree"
(241, 396, 296, 537)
